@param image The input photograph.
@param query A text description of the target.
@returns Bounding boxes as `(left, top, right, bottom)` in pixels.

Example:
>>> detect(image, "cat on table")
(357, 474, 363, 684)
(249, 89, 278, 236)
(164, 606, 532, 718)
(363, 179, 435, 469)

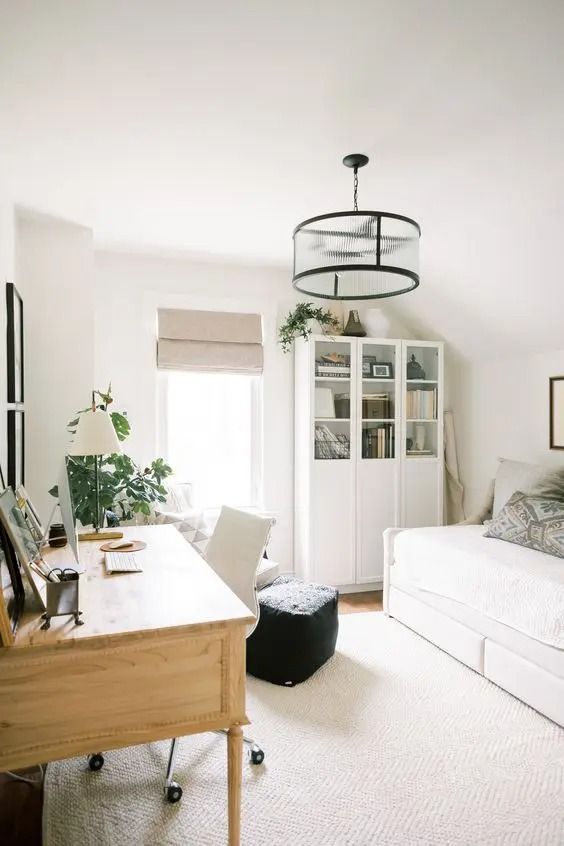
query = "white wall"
(454, 350, 564, 516)
(93, 250, 306, 568)
(16, 212, 95, 520)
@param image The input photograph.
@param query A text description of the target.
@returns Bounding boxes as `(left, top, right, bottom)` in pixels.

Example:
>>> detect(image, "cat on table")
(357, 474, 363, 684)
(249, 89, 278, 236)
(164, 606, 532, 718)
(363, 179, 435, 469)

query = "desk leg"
(227, 724, 243, 845)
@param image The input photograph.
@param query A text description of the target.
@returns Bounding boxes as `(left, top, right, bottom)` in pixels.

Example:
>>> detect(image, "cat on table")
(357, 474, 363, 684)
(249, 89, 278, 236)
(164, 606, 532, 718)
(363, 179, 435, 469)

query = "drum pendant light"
(292, 154, 421, 300)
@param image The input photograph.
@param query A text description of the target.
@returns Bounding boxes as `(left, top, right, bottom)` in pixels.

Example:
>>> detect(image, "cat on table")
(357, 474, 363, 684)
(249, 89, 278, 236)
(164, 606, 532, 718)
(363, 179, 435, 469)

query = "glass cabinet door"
(313, 339, 353, 460)
(359, 341, 397, 459)
(404, 344, 439, 458)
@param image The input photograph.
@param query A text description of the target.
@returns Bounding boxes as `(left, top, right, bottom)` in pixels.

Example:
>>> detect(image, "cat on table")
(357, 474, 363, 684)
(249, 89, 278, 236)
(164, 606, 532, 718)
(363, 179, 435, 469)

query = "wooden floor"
(0, 591, 382, 845)
(339, 590, 382, 614)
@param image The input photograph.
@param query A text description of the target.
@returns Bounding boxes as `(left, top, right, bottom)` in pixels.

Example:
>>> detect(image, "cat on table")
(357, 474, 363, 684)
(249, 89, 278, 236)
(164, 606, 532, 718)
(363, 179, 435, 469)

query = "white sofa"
(383, 461, 564, 728)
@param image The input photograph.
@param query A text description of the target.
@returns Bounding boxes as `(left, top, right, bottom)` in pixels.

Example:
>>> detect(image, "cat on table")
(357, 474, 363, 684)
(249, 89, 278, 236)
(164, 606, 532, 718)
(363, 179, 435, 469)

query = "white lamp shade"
(69, 410, 122, 457)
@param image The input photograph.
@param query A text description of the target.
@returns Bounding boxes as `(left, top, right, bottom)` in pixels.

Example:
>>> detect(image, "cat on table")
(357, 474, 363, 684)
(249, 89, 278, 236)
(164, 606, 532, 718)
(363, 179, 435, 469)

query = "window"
(162, 370, 261, 509)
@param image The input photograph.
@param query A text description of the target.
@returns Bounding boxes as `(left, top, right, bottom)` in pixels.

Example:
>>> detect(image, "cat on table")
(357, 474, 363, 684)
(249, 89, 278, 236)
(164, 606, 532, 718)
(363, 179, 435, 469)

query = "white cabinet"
(294, 335, 444, 590)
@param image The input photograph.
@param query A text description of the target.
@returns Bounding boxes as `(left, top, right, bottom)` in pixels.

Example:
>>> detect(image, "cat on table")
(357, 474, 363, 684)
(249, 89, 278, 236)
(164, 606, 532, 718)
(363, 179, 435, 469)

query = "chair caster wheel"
(166, 782, 183, 803)
(88, 753, 104, 772)
(250, 746, 264, 765)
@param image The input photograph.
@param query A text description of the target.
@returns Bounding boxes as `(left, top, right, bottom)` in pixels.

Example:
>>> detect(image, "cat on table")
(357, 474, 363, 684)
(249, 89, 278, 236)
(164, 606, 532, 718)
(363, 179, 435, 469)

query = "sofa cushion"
(485, 491, 564, 559)
(153, 508, 210, 555)
(493, 458, 551, 516)
(392, 524, 564, 648)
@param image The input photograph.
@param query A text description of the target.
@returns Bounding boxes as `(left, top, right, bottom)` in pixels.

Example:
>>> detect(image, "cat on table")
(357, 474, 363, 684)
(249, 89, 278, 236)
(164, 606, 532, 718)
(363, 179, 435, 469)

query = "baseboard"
(338, 581, 382, 594)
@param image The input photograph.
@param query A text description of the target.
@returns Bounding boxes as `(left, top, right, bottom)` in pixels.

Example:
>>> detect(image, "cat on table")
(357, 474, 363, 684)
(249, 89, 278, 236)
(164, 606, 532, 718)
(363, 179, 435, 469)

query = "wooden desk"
(0, 525, 255, 845)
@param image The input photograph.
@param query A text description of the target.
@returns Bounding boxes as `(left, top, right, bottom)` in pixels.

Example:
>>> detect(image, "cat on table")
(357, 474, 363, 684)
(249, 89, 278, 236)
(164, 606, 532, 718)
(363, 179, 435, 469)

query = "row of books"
(314, 425, 350, 460)
(315, 353, 351, 378)
(362, 424, 394, 459)
(406, 387, 437, 419)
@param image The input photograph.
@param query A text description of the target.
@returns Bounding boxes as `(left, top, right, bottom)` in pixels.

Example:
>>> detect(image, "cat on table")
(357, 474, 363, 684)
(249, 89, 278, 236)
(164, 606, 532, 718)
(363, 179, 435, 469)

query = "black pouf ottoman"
(246, 576, 339, 686)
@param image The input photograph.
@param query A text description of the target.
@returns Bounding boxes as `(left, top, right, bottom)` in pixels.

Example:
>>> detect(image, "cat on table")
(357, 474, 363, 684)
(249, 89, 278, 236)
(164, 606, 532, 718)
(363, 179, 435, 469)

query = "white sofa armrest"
(457, 478, 494, 526)
(383, 528, 406, 615)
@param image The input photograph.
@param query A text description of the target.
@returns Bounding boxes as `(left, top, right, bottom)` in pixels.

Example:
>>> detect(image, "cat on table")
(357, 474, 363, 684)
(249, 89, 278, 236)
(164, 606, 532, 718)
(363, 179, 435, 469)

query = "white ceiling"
(2, 0, 564, 355)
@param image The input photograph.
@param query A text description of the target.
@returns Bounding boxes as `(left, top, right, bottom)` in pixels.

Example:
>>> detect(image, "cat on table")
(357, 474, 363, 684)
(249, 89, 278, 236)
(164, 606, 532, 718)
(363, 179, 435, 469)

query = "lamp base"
(78, 530, 124, 542)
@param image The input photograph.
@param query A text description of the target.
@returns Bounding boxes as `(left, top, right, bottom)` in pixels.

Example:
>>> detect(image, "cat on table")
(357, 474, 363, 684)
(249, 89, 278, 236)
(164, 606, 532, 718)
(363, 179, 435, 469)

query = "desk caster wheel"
(249, 746, 264, 765)
(166, 782, 183, 803)
(88, 753, 104, 772)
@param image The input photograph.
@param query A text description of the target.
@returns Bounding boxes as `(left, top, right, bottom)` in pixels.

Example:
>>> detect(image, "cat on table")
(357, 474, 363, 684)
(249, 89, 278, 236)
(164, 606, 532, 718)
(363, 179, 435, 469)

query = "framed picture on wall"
(6, 283, 24, 404)
(7, 410, 25, 489)
(550, 376, 564, 450)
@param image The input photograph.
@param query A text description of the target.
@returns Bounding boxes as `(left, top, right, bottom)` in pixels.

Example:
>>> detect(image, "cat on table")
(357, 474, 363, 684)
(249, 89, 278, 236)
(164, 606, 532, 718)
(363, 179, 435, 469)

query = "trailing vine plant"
(278, 303, 340, 353)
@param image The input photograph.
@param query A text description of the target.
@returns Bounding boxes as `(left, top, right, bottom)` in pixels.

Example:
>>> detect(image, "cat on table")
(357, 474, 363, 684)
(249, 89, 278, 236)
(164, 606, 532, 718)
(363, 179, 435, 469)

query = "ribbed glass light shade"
(293, 211, 421, 300)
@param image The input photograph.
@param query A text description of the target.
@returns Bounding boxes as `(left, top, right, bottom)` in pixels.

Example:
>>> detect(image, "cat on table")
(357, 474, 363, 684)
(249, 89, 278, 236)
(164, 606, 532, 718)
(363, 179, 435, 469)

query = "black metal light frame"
(292, 155, 421, 301)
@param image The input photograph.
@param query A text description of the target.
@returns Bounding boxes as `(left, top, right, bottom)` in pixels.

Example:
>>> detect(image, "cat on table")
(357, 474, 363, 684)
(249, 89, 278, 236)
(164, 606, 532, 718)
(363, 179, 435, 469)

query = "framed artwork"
(7, 409, 25, 489)
(16, 485, 44, 544)
(549, 376, 564, 450)
(372, 362, 394, 379)
(0, 487, 45, 608)
(362, 356, 376, 377)
(0, 522, 25, 645)
(6, 283, 24, 404)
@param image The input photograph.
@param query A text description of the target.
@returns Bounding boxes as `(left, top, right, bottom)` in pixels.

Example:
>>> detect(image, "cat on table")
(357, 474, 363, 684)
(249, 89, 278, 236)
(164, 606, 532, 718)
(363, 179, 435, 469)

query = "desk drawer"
(0, 624, 247, 770)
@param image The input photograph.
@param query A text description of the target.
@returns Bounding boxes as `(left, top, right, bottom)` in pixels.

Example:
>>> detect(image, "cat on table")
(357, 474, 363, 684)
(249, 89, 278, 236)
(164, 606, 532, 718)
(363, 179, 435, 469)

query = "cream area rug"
(44, 613, 564, 845)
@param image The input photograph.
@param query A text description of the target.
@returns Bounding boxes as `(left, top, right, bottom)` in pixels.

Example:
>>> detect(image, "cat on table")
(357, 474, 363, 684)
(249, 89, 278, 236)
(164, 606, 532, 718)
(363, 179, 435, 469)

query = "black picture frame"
(7, 409, 25, 489)
(549, 376, 564, 450)
(6, 283, 24, 404)
(0, 520, 25, 638)
(371, 362, 394, 379)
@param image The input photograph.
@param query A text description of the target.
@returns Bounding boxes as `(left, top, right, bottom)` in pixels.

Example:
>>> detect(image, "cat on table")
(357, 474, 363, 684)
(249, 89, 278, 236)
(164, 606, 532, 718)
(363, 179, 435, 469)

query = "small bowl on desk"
(48, 523, 68, 548)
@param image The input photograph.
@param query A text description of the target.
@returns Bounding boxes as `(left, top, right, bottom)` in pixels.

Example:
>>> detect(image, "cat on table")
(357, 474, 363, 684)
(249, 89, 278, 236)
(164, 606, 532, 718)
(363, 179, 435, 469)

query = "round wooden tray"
(99, 540, 147, 553)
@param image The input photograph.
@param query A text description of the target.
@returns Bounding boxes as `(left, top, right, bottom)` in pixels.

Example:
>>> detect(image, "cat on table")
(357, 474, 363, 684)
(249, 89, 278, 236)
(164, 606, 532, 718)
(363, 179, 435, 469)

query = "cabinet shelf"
(406, 379, 438, 384)
(362, 418, 395, 423)
(315, 376, 350, 382)
(315, 417, 350, 422)
(406, 418, 437, 422)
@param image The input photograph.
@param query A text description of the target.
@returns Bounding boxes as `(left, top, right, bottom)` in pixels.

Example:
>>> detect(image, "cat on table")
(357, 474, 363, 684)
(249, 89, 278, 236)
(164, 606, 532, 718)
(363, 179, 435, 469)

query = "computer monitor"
(58, 456, 83, 572)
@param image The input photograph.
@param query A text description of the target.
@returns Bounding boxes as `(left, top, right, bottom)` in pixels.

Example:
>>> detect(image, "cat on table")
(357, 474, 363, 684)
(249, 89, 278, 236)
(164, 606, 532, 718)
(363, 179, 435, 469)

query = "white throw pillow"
(493, 458, 553, 516)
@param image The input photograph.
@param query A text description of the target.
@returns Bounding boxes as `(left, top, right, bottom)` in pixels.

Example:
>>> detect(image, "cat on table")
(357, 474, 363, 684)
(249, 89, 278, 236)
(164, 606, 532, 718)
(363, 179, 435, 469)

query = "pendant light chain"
(353, 167, 359, 211)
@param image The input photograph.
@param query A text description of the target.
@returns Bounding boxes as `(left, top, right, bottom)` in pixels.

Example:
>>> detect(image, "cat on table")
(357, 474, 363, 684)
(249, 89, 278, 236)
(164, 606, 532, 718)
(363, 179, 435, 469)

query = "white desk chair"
(163, 505, 273, 802)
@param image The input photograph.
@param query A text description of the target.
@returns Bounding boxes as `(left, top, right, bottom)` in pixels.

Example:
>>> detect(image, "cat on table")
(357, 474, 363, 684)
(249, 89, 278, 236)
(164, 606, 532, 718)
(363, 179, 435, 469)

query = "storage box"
(362, 396, 391, 419)
(334, 393, 350, 419)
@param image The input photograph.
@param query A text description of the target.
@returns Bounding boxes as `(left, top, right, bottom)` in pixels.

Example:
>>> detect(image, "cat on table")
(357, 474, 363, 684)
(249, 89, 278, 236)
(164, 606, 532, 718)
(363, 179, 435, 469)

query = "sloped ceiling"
(1, 0, 563, 357)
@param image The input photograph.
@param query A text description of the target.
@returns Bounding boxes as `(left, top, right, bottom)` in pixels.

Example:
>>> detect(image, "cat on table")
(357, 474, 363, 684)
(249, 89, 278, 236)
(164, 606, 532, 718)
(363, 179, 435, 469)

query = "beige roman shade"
(157, 308, 263, 373)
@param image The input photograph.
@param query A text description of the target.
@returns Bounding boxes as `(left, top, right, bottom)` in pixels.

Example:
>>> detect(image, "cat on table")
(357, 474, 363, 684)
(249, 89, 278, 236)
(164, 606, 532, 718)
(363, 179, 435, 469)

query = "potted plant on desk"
(50, 385, 173, 531)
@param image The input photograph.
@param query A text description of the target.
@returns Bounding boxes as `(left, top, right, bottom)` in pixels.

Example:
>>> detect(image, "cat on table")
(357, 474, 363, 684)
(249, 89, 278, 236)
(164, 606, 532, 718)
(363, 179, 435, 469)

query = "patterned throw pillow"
(484, 491, 564, 558)
(153, 509, 210, 556)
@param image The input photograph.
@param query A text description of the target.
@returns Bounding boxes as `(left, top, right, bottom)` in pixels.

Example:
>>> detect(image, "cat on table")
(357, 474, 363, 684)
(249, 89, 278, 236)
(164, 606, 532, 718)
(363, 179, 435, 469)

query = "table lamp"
(69, 395, 123, 541)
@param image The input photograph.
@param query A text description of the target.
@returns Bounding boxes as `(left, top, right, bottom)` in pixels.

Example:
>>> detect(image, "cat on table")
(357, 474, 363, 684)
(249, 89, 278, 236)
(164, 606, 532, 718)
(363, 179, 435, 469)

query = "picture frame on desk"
(6, 283, 24, 405)
(0, 487, 45, 609)
(0, 520, 25, 645)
